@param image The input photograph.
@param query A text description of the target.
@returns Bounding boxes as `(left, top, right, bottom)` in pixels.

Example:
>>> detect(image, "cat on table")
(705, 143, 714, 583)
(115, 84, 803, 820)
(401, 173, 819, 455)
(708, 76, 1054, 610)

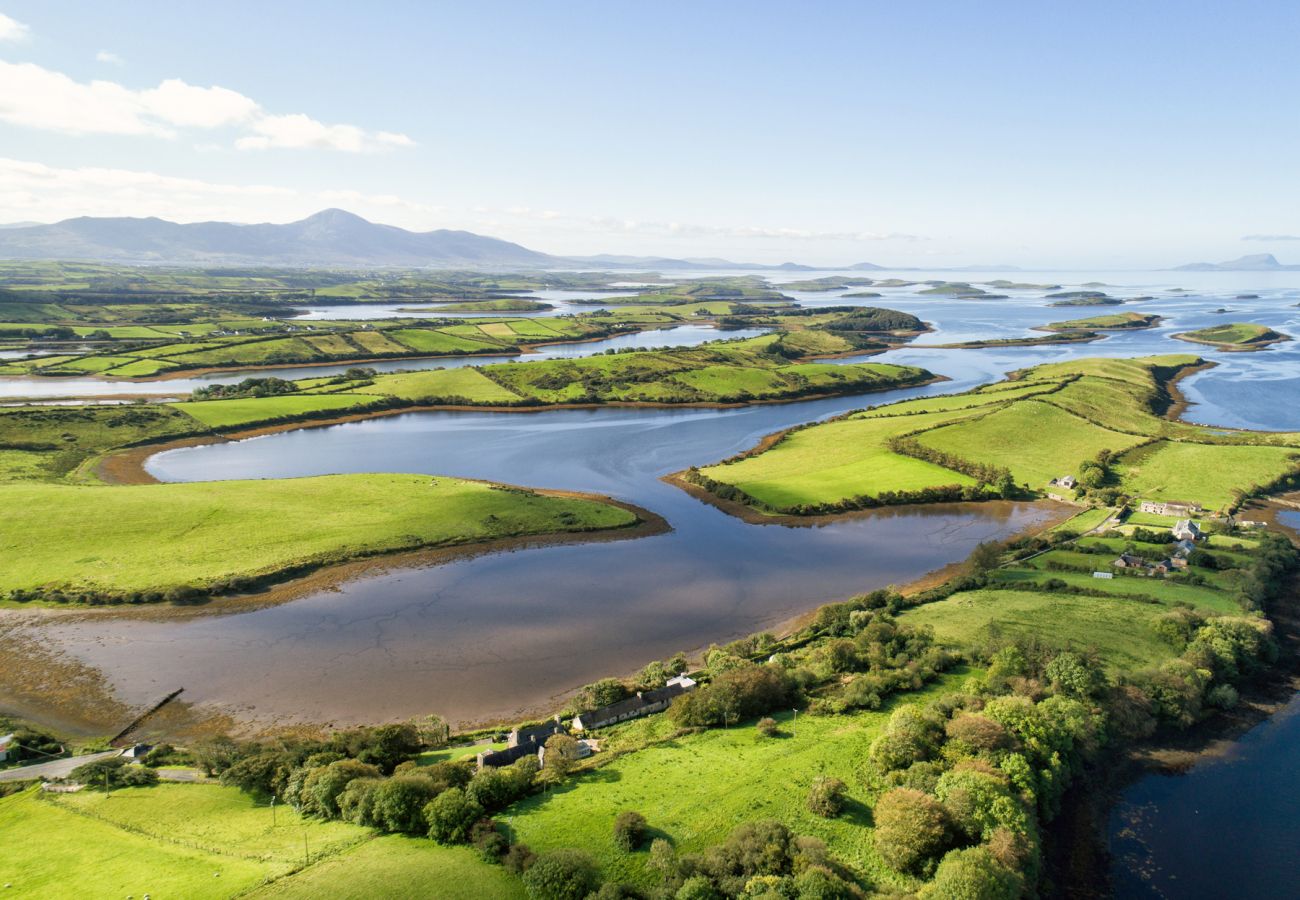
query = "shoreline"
(94, 374, 948, 486)
(0, 485, 670, 616)
(1051, 499, 1300, 894)
(1170, 331, 1291, 353)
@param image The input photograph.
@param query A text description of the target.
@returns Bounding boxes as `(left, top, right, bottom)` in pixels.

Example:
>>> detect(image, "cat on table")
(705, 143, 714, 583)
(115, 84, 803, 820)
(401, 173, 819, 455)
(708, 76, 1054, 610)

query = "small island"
(1172, 322, 1290, 351)
(1038, 311, 1162, 332)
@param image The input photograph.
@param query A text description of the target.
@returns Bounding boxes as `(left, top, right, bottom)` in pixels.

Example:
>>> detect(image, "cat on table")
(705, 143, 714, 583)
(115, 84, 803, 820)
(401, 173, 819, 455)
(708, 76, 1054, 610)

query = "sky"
(0, 1, 1297, 268)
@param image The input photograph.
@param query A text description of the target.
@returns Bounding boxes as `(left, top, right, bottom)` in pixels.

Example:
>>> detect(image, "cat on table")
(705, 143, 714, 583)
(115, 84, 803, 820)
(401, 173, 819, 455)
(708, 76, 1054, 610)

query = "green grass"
(0, 783, 518, 900)
(248, 835, 525, 899)
(0, 475, 637, 596)
(1052, 507, 1114, 534)
(916, 400, 1148, 488)
(989, 567, 1241, 615)
(0, 787, 287, 898)
(369, 368, 523, 403)
(175, 393, 382, 429)
(507, 674, 969, 889)
(1117, 441, 1300, 511)
(903, 589, 1175, 671)
(1041, 312, 1159, 331)
(698, 409, 980, 509)
(1174, 323, 1288, 348)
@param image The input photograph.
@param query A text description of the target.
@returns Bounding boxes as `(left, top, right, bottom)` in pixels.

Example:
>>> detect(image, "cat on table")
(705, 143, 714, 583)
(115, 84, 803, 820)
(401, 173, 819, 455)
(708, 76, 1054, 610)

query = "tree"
(806, 777, 848, 818)
(504, 842, 538, 875)
(872, 788, 952, 875)
(70, 757, 158, 790)
(300, 759, 380, 818)
(969, 541, 1003, 574)
(579, 678, 629, 710)
(542, 734, 583, 779)
(613, 810, 648, 851)
(370, 774, 441, 834)
(921, 846, 1022, 900)
(425, 786, 484, 844)
(1045, 652, 1106, 699)
(521, 848, 602, 900)
(337, 776, 383, 826)
(411, 714, 451, 749)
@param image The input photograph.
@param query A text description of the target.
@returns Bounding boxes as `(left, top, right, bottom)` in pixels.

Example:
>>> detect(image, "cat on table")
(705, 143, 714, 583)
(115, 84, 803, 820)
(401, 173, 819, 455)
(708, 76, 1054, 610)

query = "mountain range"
(1174, 253, 1300, 271)
(0, 209, 828, 271)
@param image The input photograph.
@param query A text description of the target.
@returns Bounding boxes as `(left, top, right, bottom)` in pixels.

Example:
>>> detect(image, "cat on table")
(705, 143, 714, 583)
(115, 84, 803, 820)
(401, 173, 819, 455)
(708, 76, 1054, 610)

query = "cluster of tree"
(649, 820, 861, 898)
(69, 756, 159, 790)
(816, 612, 957, 714)
(669, 664, 798, 729)
(822, 306, 923, 333)
(190, 377, 300, 401)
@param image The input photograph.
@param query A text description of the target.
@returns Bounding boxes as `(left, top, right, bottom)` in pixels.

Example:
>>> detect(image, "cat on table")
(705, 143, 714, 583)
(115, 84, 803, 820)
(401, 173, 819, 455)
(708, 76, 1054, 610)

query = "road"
(0, 750, 122, 783)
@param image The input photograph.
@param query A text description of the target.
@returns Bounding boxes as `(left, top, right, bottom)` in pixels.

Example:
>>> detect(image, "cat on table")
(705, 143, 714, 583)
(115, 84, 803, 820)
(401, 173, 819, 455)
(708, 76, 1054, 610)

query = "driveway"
(0, 750, 122, 783)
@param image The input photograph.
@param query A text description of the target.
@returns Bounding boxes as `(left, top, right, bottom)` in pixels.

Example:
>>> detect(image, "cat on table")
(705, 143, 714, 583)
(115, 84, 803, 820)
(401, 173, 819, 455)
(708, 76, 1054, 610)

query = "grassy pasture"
(0, 475, 637, 596)
(915, 400, 1147, 488)
(1174, 323, 1289, 349)
(697, 409, 980, 509)
(507, 674, 970, 890)
(903, 589, 1174, 671)
(989, 567, 1241, 614)
(368, 367, 523, 403)
(175, 393, 383, 429)
(1117, 441, 1300, 511)
(1041, 311, 1159, 331)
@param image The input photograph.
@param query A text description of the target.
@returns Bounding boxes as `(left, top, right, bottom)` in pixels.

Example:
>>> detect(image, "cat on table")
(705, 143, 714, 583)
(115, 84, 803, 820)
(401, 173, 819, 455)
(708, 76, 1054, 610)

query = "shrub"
(755, 717, 779, 738)
(613, 810, 648, 851)
(300, 759, 380, 818)
(470, 817, 508, 862)
(872, 788, 952, 875)
(371, 774, 442, 834)
(504, 842, 538, 875)
(425, 786, 485, 844)
(921, 846, 1022, 900)
(806, 777, 848, 818)
(1206, 683, 1240, 710)
(521, 848, 602, 900)
(337, 776, 383, 826)
(71, 757, 158, 790)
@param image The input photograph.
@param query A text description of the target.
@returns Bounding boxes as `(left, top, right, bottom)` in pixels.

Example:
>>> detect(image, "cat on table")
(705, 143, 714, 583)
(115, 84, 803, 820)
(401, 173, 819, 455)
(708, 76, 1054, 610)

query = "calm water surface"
(5, 271, 1300, 745)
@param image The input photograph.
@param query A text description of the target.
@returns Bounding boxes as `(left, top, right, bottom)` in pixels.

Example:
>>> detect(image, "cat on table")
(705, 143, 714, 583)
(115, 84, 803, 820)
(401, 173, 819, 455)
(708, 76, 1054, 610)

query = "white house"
(0, 733, 13, 763)
(1172, 520, 1203, 542)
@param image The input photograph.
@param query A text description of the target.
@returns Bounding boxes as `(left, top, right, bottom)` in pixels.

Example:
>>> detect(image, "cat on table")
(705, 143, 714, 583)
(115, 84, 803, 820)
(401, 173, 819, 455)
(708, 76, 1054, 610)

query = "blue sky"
(0, 1, 1297, 266)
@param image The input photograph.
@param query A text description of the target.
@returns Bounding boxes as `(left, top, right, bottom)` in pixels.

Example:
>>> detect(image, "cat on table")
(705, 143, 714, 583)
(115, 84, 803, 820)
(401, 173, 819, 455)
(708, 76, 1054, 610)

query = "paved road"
(0, 750, 121, 783)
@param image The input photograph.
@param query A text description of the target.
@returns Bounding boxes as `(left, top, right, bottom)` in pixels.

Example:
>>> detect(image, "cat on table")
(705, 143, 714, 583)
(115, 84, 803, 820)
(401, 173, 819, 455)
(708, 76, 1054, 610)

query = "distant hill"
(1174, 253, 1300, 271)
(0, 209, 553, 267)
(0, 210, 831, 270)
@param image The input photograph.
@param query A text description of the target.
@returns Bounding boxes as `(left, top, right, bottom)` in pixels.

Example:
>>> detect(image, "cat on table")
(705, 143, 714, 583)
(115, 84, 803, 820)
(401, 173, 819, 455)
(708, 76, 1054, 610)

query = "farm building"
(537, 739, 597, 767)
(1172, 520, 1203, 542)
(1139, 500, 1202, 517)
(477, 742, 541, 770)
(1113, 553, 1148, 570)
(572, 675, 697, 732)
(508, 718, 566, 749)
(0, 733, 13, 762)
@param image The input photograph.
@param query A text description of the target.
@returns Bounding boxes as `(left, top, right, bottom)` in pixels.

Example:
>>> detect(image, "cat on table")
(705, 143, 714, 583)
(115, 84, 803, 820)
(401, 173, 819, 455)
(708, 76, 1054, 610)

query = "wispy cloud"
(1243, 233, 1300, 241)
(0, 12, 28, 42)
(499, 207, 923, 243)
(0, 157, 436, 224)
(0, 59, 413, 152)
(95, 50, 124, 66)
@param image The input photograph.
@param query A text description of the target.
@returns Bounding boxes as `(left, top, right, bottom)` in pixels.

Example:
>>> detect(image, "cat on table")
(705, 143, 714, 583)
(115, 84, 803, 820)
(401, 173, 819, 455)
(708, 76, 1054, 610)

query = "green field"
(1117, 441, 1300, 510)
(902, 589, 1175, 670)
(1173, 322, 1289, 349)
(508, 675, 969, 890)
(0, 784, 518, 900)
(697, 408, 982, 509)
(0, 475, 637, 598)
(1040, 311, 1160, 331)
(691, 355, 1300, 514)
(175, 393, 384, 428)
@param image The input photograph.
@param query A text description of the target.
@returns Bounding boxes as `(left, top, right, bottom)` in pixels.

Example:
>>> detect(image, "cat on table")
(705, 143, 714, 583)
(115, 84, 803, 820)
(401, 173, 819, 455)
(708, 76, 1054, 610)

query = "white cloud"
(0, 12, 28, 42)
(1242, 234, 1300, 241)
(95, 50, 124, 65)
(0, 59, 412, 152)
(0, 157, 436, 225)
(234, 113, 405, 153)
